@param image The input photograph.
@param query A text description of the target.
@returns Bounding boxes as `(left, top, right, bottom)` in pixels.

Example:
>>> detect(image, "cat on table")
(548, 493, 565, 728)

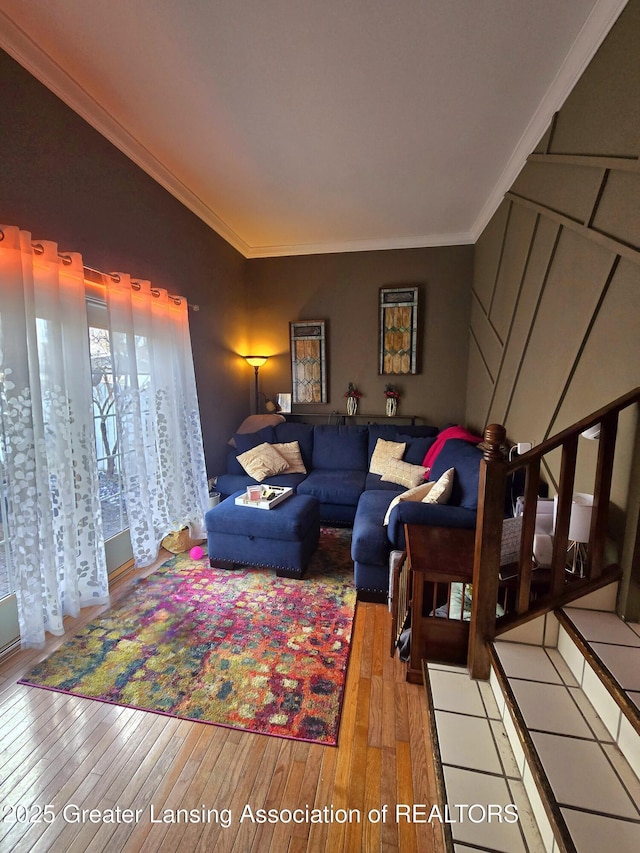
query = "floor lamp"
(243, 355, 268, 413)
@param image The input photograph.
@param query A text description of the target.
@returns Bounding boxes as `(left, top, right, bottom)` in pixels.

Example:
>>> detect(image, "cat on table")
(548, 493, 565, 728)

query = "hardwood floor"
(0, 556, 445, 853)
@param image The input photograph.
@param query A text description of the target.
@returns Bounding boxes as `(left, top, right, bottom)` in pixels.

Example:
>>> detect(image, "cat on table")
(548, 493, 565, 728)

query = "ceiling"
(0, 0, 629, 258)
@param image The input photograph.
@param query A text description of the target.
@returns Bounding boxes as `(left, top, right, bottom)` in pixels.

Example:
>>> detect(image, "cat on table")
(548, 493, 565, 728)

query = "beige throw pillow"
(380, 458, 428, 489)
(369, 438, 406, 476)
(236, 442, 288, 482)
(272, 441, 307, 474)
(423, 467, 454, 504)
(383, 467, 455, 525)
(383, 481, 435, 525)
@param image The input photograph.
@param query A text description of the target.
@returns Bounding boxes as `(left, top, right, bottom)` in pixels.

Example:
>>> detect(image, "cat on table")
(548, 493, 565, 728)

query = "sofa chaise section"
(351, 438, 484, 599)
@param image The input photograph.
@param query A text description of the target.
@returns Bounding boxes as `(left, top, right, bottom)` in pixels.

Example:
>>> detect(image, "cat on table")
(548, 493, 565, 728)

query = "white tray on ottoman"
(234, 485, 293, 510)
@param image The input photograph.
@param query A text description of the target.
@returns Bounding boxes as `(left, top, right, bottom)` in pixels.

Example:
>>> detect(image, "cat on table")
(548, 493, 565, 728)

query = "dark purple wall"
(0, 48, 248, 475)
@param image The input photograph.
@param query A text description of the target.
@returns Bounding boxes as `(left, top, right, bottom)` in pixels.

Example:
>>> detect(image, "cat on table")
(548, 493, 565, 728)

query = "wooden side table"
(390, 524, 476, 683)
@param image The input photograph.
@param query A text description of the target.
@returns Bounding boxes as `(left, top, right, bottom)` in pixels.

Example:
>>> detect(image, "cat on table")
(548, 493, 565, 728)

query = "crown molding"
(471, 0, 629, 242)
(0, 11, 253, 259)
(244, 231, 474, 259)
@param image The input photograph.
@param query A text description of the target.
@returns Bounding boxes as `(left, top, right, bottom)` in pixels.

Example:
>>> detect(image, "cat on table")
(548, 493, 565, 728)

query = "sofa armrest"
(387, 502, 477, 550)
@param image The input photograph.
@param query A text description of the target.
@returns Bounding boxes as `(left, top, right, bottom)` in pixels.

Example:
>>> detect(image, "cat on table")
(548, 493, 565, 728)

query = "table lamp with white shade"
(554, 492, 594, 577)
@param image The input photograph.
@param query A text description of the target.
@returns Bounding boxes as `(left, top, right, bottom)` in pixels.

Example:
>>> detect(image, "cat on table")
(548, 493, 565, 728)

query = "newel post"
(468, 424, 508, 680)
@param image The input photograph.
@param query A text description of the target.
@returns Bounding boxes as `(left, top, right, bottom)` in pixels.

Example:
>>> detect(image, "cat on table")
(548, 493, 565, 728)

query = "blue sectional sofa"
(217, 421, 440, 521)
(215, 419, 486, 600)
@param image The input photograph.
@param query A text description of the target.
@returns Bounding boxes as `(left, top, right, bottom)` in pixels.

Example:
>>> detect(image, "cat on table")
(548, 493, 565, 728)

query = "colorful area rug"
(19, 528, 356, 745)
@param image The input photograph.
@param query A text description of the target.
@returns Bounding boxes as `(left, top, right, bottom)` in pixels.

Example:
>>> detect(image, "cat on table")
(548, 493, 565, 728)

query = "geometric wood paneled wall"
(464, 0, 640, 614)
(466, 0, 639, 449)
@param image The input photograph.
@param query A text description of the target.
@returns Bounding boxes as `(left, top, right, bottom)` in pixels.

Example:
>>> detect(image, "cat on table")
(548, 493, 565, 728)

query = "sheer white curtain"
(0, 226, 109, 648)
(105, 274, 208, 566)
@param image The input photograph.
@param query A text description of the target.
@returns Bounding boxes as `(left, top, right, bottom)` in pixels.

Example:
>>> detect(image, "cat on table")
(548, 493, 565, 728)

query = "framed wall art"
(290, 320, 327, 403)
(379, 285, 420, 375)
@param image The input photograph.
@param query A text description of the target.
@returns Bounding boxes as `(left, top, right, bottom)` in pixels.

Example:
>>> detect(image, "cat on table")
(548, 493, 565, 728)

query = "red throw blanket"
(422, 425, 483, 476)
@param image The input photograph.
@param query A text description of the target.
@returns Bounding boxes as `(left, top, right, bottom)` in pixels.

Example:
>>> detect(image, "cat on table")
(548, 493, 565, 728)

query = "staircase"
(423, 583, 640, 852)
(467, 387, 640, 681)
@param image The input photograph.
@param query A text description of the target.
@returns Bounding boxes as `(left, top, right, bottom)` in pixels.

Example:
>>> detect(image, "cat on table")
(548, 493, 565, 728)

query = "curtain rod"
(82, 263, 200, 312)
(30, 242, 200, 312)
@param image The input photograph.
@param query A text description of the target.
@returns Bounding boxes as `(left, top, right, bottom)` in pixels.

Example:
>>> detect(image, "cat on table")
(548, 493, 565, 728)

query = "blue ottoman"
(205, 491, 321, 579)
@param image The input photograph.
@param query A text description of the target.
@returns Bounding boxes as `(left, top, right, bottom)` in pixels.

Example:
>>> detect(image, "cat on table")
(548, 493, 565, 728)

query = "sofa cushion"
(226, 446, 246, 475)
(234, 425, 277, 454)
(312, 425, 368, 471)
(369, 438, 406, 475)
(430, 439, 483, 509)
(365, 472, 405, 491)
(398, 434, 436, 465)
(298, 469, 366, 506)
(273, 422, 314, 469)
(383, 468, 454, 524)
(272, 441, 307, 474)
(236, 442, 289, 481)
(381, 459, 428, 489)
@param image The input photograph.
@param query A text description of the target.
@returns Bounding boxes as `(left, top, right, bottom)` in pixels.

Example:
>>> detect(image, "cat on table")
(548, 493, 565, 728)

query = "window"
(87, 297, 135, 574)
(89, 319, 129, 540)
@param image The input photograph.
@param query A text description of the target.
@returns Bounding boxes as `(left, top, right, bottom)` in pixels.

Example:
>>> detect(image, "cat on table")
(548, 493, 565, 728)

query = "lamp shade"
(244, 355, 268, 368)
(568, 493, 593, 543)
(553, 492, 594, 543)
(244, 355, 269, 414)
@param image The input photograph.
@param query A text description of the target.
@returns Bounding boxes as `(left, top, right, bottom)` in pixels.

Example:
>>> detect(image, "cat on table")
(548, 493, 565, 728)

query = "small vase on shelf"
(344, 382, 362, 416)
(384, 384, 400, 417)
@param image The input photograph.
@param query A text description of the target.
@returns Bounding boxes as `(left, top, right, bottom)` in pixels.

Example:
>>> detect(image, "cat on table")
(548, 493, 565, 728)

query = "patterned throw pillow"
(369, 438, 407, 476)
(272, 441, 307, 474)
(236, 442, 289, 482)
(380, 458, 428, 489)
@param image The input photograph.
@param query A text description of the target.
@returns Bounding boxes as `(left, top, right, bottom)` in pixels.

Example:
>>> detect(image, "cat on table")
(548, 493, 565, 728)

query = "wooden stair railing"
(468, 387, 640, 680)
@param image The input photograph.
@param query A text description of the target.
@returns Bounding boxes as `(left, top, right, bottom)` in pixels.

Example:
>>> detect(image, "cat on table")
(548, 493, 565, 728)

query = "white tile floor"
(494, 609, 640, 853)
(426, 662, 546, 853)
(560, 608, 640, 782)
(425, 606, 640, 853)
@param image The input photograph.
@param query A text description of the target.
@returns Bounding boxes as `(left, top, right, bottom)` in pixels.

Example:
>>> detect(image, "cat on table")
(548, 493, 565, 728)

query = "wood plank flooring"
(0, 554, 445, 853)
